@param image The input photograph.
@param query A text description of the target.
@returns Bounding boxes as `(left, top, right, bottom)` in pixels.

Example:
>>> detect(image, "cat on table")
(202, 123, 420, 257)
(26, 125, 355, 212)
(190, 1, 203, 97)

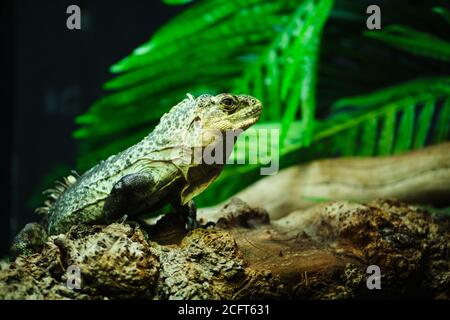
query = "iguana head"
(151, 93, 262, 147)
(186, 93, 263, 152)
(145, 93, 262, 204)
(193, 93, 263, 132)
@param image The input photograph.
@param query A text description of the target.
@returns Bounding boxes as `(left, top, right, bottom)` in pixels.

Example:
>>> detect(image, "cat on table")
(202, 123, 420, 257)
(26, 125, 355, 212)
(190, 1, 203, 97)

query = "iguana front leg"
(172, 200, 215, 230)
(103, 170, 200, 230)
(103, 172, 159, 222)
(104, 172, 210, 231)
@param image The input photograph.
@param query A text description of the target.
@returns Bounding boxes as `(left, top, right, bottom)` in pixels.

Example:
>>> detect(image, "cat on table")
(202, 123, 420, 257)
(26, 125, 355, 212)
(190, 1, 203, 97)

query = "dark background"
(1, 0, 183, 256)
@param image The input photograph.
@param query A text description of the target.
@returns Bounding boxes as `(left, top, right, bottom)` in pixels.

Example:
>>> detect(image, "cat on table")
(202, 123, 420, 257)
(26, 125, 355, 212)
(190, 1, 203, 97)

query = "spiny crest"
(35, 170, 80, 216)
(149, 93, 201, 145)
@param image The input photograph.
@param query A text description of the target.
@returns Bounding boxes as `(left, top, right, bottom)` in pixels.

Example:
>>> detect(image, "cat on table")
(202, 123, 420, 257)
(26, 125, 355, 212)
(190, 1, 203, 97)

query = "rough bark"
(1, 198, 448, 299)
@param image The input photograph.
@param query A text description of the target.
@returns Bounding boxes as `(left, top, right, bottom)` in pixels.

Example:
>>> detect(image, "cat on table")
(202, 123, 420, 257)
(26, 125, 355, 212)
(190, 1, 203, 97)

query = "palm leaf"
(364, 25, 450, 62)
(234, 0, 333, 146)
(433, 6, 450, 25)
(163, 0, 195, 5)
(329, 77, 450, 155)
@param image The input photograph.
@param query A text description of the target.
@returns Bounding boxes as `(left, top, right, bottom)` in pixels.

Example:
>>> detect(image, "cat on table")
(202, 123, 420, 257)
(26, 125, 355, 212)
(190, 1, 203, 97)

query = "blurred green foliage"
(72, 0, 449, 207)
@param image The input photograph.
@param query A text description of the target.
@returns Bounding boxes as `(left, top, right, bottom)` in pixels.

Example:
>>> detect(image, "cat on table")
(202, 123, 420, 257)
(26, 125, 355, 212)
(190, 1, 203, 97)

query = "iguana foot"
(187, 214, 216, 229)
(199, 221, 215, 229)
(185, 200, 199, 231)
(172, 200, 215, 230)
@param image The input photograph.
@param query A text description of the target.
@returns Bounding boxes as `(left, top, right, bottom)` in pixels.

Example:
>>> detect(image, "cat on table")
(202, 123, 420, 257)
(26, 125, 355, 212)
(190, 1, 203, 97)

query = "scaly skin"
(11, 93, 262, 257)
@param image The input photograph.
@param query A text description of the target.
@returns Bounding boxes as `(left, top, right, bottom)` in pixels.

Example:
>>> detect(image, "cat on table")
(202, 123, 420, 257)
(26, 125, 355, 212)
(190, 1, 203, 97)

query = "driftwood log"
(0, 143, 449, 299)
(199, 142, 450, 221)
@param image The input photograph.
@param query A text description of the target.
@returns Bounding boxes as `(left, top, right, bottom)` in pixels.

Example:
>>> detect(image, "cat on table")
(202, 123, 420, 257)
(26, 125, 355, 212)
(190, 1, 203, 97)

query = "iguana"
(11, 93, 262, 256)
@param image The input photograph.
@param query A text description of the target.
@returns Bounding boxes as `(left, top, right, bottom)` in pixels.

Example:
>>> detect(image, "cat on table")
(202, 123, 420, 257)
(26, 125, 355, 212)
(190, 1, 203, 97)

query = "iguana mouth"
(232, 101, 262, 130)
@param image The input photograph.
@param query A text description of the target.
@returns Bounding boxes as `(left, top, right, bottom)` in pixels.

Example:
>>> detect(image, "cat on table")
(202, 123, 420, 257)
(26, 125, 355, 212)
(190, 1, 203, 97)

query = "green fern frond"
(111, 0, 292, 73)
(434, 97, 450, 142)
(235, 0, 334, 147)
(328, 78, 450, 156)
(332, 78, 450, 110)
(163, 0, 195, 5)
(433, 6, 450, 24)
(325, 99, 444, 157)
(364, 25, 450, 62)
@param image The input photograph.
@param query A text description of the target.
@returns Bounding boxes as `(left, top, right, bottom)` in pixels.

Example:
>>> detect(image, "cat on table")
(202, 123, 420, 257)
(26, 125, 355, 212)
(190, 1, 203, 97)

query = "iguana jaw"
(229, 97, 262, 131)
(233, 104, 262, 130)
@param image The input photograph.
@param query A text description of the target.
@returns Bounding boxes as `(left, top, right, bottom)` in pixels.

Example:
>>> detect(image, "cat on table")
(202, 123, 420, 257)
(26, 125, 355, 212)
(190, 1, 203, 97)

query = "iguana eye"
(221, 97, 238, 111)
(222, 98, 233, 106)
